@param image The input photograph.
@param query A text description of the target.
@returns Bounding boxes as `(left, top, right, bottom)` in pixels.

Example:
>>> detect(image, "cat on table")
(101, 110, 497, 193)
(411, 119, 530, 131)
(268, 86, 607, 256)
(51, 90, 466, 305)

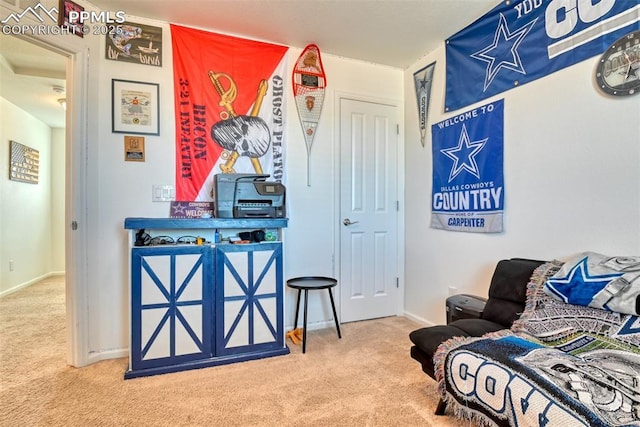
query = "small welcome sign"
(105, 21, 162, 67)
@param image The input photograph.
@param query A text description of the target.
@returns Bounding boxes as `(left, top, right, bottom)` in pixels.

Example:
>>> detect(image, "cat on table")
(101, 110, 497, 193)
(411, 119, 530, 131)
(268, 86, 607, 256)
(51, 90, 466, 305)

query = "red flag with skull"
(171, 25, 288, 201)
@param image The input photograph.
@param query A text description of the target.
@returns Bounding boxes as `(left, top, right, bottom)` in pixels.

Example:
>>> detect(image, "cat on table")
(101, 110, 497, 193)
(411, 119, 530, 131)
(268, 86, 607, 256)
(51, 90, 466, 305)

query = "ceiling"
(0, 33, 67, 128)
(90, 0, 496, 69)
(0, 0, 497, 129)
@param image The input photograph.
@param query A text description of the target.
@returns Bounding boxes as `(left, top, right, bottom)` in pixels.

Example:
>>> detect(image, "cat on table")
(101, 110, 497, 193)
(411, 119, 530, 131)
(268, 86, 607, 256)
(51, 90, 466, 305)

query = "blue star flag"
(545, 257, 623, 306)
(445, 1, 640, 111)
(431, 99, 504, 233)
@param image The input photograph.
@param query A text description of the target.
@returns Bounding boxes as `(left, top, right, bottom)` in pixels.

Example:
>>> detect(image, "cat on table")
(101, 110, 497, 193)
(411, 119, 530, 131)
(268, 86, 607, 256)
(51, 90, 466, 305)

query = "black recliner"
(409, 258, 546, 414)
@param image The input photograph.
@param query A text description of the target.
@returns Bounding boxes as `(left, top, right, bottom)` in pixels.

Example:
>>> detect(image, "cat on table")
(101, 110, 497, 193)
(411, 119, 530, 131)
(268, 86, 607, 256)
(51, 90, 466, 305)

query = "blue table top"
(124, 217, 288, 230)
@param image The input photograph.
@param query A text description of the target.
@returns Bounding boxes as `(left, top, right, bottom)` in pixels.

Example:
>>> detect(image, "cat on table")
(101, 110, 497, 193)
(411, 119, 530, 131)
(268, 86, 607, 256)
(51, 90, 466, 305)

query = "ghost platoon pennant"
(292, 44, 326, 186)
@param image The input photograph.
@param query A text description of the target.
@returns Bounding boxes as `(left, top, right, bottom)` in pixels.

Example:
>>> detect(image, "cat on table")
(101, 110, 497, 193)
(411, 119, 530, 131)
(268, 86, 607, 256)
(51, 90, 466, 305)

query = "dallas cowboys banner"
(431, 99, 504, 233)
(445, 0, 640, 111)
(413, 62, 436, 147)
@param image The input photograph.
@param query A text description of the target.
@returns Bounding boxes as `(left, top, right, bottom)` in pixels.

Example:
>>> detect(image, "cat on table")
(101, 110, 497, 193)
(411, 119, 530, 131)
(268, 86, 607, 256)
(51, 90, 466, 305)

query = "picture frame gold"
(124, 136, 145, 162)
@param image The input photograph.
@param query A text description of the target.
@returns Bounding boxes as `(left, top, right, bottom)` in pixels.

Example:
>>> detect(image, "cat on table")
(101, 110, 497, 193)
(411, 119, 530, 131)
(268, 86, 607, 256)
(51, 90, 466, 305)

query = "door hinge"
(396, 124, 399, 135)
(71, 221, 78, 230)
(396, 201, 399, 211)
(396, 277, 399, 288)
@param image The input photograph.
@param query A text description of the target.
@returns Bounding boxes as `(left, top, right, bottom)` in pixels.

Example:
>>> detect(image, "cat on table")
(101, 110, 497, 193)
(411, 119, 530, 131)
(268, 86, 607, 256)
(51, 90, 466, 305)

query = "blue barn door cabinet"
(124, 218, 288, 379)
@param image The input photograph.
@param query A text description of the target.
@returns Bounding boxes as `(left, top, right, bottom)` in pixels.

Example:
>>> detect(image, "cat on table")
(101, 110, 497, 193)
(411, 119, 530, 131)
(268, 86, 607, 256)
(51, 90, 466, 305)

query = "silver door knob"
(343, 218, 359, 226)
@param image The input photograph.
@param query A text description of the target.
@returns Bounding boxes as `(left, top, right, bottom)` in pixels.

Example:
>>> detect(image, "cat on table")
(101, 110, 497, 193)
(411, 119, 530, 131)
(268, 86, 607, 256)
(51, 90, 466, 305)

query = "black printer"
(213, 173, 286, 219)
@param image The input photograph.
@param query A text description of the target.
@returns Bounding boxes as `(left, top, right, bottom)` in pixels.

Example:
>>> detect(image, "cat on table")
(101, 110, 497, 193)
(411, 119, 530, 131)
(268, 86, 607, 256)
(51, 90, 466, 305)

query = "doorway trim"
(332, 91, 406, 320)
(3, 6, 91, 366)
(64, 45, 90, 367)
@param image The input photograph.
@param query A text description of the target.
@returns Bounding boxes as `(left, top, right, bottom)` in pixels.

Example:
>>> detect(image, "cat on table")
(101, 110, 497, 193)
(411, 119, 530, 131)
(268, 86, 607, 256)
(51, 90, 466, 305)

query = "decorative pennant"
(413, 62, 436, 147)
(292, 44, 326, 186)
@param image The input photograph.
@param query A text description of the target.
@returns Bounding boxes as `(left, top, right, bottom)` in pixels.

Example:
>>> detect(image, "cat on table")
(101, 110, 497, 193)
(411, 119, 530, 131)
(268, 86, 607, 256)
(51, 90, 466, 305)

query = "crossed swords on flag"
(208, 70, 269, 174)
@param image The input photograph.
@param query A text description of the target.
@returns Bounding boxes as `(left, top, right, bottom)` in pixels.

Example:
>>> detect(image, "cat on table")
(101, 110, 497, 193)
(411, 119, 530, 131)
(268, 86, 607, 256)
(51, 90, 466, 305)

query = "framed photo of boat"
(105, 21, 162, 67)
(112, 79, 160, 135)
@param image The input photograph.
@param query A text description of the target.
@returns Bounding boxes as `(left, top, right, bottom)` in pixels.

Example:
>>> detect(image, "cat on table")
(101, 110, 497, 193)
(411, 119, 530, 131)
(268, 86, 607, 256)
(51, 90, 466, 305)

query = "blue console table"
(124, 217, 289, 379)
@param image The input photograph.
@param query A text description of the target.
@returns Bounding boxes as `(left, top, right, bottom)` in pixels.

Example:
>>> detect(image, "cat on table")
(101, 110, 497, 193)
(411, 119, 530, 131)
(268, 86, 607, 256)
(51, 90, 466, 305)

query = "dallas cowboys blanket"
(434, 260, 640, 427)
(544, 252, 640, 315)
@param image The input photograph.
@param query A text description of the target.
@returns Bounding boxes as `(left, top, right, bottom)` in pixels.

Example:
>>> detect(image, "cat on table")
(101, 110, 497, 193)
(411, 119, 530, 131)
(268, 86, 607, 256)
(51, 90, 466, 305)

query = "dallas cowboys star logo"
(615, 316, 640, 337)
(471, 13, 537, 91)
(171, 203, 187, 216)
(545, 257, 623, 307)
(418, 73, 431, 90)
(440, 124, 487, 182)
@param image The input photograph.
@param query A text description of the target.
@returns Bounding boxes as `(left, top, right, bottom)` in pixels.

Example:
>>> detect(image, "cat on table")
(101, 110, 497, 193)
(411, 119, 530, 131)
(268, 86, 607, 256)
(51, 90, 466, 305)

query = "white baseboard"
(402, 311, 435, 327)
(0, 271, 66, 298)
(87, 348, 129, 366)
(285, 319, 338, 332)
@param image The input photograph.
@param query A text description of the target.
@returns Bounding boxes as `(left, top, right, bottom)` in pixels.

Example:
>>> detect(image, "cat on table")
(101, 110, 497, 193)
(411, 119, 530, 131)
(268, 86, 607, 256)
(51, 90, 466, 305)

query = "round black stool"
(286, 276, 342, 353)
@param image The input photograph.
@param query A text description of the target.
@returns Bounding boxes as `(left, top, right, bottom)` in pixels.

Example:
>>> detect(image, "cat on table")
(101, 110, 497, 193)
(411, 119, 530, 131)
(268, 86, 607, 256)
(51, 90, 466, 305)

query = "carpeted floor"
(0, 276, 473, 426)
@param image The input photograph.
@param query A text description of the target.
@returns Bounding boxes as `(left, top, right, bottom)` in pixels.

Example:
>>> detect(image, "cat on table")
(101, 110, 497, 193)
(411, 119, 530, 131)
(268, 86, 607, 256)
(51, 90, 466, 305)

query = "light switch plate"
(152, 185, 175, 202)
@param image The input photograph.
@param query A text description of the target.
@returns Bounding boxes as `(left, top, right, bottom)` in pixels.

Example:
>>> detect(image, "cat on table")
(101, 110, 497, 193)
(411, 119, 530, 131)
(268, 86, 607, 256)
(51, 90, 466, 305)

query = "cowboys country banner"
(171, 25, 288, 201)
(445, 0, 640, 111)
(431, 99, 504, 233)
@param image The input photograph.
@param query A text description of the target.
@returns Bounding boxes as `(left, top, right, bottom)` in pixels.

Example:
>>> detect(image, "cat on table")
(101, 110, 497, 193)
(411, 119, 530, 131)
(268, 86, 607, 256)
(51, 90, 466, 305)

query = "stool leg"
(302, 289, 308, 353)
(328, 288, 342, 338)
(293, 289, 302, 329)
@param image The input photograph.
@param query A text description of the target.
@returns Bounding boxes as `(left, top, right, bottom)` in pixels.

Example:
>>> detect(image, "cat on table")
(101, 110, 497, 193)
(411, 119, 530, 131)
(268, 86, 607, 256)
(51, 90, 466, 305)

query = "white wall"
(403, 46, 640, 326)
(86, 16, 176, 356)
(0, 99, 65, 295)
(284, 52, 403, 327)
(15, 1, 637, 364)
(68, 14, 403, 359)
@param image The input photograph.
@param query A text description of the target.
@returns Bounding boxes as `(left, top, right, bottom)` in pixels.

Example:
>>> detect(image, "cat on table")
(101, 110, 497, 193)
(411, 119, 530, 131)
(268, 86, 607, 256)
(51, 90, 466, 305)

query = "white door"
(339, 98, 399, 323)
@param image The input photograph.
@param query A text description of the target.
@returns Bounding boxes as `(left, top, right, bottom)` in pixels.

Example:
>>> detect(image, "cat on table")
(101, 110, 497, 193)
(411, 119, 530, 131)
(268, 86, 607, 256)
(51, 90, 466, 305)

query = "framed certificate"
(112, 79, 159, 135)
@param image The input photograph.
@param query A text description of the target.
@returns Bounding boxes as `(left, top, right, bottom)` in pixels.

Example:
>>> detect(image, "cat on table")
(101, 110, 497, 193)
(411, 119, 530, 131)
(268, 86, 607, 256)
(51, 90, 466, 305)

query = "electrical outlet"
(152, 185, 175, 202)
(448, 286, 457, 296)
(9, 260, 14, 271)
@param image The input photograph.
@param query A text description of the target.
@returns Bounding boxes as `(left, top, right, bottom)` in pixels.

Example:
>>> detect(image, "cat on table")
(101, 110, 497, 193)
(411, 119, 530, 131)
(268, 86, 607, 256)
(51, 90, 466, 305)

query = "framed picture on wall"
(112, 79, 160, 135)
(124, 136, 145, 162)
(9, 140, 40, 184)
(58, 0, 86, 37)
(105, 21, 163, 67)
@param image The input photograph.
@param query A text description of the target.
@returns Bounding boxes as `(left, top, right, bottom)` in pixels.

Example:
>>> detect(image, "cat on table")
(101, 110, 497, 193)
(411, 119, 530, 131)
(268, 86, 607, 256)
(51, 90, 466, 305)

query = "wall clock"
(595, 30, 640, 97)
